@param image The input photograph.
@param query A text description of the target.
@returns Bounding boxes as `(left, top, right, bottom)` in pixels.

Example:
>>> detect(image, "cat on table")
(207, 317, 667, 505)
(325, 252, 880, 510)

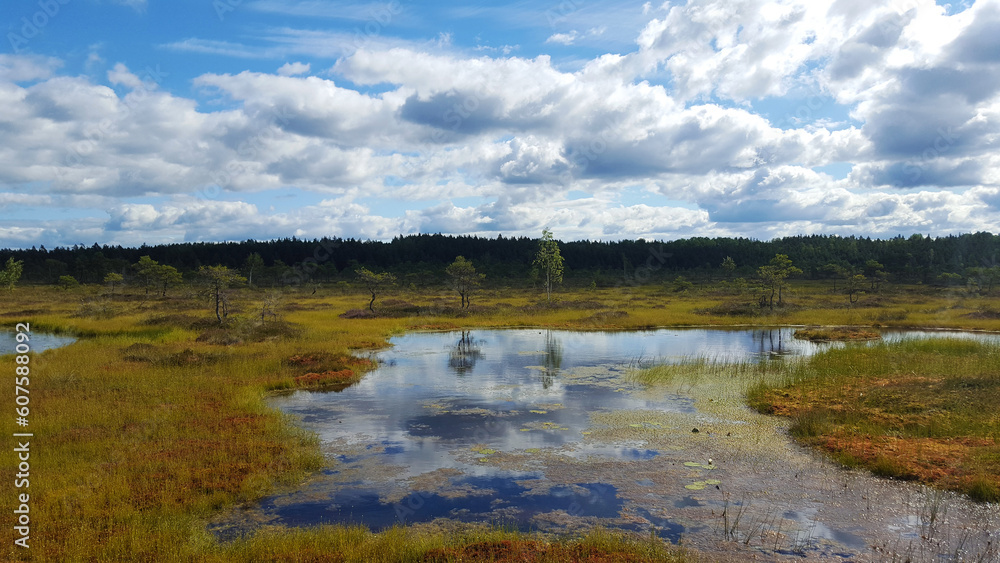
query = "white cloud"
(0, 54, 62, 82)
(546, 32, 578, 45)
(2, 0, 1000, 248)
(277, 62, 311, 76)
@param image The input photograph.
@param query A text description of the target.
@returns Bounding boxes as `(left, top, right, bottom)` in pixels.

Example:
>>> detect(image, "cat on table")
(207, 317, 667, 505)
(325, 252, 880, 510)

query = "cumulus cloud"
(546, 32, 578, 45)
(0, 55, 62, 83)
(2, 1, 1000, 248)
(277, 62, 311, 76)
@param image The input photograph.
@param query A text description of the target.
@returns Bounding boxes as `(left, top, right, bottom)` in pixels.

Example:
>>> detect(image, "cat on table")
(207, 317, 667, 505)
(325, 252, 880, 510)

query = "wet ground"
(213, 328, 1000, 561)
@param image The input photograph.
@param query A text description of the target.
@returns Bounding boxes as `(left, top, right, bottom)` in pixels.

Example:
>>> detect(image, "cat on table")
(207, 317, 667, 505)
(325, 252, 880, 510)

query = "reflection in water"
(0, 332, 76, 354)
(752, 329, 790, 357)
(229, 328, 1000, 561)
(448, 331, 483, 375)
(540, 330, 563, 388)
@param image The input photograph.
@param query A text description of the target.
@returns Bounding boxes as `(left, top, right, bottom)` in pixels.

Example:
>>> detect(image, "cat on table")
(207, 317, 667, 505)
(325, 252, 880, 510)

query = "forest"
(3, 232, 999, 290)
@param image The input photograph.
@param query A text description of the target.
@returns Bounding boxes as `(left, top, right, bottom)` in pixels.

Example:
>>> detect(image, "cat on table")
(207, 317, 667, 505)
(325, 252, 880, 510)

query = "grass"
(748, 338, 1000, 502)
(211, 525, 687, 562)
(2, 280, 1000, 561)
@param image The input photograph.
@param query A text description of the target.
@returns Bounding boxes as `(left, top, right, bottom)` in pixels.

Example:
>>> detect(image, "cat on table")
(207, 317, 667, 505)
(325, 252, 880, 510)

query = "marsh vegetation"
(1, 277, 999, 561)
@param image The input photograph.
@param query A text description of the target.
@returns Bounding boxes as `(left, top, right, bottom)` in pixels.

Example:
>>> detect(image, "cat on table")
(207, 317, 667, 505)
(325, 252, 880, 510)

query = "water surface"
(218, 328, 999, 561)
(0, 330, 76, 354)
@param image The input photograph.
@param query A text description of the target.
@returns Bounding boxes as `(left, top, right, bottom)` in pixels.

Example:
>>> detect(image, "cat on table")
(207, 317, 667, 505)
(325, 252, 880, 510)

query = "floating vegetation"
(684, 478, 722, 491)
(518, 420, 571, 432)
(683, 461, 716, 470)
(277, 330, 1000, 560)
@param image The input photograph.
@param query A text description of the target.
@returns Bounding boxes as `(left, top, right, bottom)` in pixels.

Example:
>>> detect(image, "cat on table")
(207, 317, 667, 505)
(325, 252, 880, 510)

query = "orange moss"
(285, 352, 374, 372)
(793, 327, 881, 341)
(818, 433, 994, 484)
(408, 322, 460, 331)
(760, 373, 1000, 499)
(294, 369, 357, 388)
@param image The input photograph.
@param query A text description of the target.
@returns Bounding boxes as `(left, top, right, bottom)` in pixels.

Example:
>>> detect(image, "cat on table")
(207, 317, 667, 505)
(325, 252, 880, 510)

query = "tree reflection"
(539, 330, 563, 388)
(752, 329, 790, 357)
(448, 331, 483, 375)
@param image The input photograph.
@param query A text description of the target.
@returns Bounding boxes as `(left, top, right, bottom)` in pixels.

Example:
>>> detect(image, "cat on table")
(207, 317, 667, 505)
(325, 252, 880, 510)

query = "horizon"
(3, 229, 994, 256)
(2, 0, 998, 249)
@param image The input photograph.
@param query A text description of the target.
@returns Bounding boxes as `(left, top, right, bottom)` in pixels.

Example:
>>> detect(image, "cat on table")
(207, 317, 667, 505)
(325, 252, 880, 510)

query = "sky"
(0, 0, 997, 249)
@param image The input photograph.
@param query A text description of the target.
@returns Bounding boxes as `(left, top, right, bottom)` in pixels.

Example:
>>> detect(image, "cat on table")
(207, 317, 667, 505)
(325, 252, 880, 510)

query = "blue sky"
(0, 0, 996, 248)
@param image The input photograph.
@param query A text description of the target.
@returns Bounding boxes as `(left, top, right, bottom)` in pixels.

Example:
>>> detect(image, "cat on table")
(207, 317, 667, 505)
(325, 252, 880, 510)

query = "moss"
(792, 327, 881, 342)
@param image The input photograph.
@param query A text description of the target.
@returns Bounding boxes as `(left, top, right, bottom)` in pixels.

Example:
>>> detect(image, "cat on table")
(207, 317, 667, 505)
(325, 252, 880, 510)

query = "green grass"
(2, 280, 999, 560)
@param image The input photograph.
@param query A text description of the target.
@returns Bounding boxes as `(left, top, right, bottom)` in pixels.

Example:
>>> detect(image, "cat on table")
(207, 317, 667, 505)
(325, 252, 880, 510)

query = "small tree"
(355, 267, 396, 313)
(104, 272, 124, 296)
(845, 273, 867, 306)
(721, 256, 736, 280)
(243, 252, 265, 288)
(0, 258, 24, 292)
(757, 254, 802, 309)
(967, 266, 1000, 294)
(133, 256, 160, 295)
(671, 275, 694, 292)
(533, 229, 564, 302)
(987, 266, 1000, 293)
(864, 260, 888, 292)
(259, 289, 282, 323)
(822, 263, 848, 292)
(153, 265, 183, 297)
(199, 265, 247, 323)
(58, 275, 80, 290)
(445, 256, 485, 308)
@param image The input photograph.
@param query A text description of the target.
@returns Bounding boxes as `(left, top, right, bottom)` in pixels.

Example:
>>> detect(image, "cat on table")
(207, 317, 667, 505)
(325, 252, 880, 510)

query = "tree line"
(1, 231, 998, 290)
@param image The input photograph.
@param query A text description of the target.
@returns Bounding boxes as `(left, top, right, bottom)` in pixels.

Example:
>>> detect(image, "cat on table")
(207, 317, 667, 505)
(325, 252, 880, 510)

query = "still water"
(0, 331, 76, 354)
(220, 328, 999, 561)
